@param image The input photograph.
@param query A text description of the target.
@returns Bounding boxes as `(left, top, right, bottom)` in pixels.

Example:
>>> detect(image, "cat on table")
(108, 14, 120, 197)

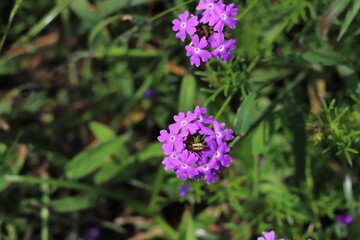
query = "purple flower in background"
(257, 231, 284, 240)
(158, 106, 234, 184)
(171, 1, 238, 66)
(172, 11, 199, 42)
(185, 35, 212, 67)
(143, 88, 156, 99)
(81, 227, 101, 240)
(337, 214, 353, 224)
(257, 231, 312, 240)
(178, 184, 190, 197)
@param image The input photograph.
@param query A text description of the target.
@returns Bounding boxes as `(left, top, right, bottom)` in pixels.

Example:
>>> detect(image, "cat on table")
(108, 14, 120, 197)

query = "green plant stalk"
(252, 153, 259, 197)
(0, 0, 23, 54)
(204, 85, 226, 106)
(4, 175, 178, 239)
(4, 175, 149, 214)
(237, 0, 261, 22)
(18, 0, 73, 44)
(148, 0, 195, 23)
(148, 165, 165, 213)
(215, 89, 236, 119)
(41, 181, 50, 240)
(154, 215, 178, 239)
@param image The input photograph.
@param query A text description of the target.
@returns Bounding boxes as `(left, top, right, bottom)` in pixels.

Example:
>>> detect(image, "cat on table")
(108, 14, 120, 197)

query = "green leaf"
(0, 142, 7, 154)
(66, 135, 128, 179)
(20, 0, 74, 42)
(338, 0, 360, 41)
(0, 175, 7, 192)
(267, 51, 342, 66)
(178, 210, 196, 240)
(88, 14, 123, 48)
(251, 121, 270, 154)
(96, 47, 163, 58)
(70, 0, 100, 26)
(98, 0, 154, 17)
(234, 93, 258, 136)
(94, 162, 122, 184)
(178, 75, 197, 113)
(49, 195, 98, 212)
(136, 142, 163, 162)
(89, 121, 116, 142)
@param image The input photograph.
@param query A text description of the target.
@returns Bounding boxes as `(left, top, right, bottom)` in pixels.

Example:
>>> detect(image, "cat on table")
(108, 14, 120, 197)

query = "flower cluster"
(172, 0, 238, 67)
(158, 106, 234, 184)
(257, 231, 313, 240)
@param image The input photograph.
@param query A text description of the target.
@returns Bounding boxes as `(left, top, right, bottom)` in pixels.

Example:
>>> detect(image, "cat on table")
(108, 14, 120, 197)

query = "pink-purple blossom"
(158, 106, 234, 184)
(172, 11, 199, 42)
(257, 231, 312, 240)
(336, 214, 353, 224)
(171, 1, 238, 66)
(185, 35, 212, 67)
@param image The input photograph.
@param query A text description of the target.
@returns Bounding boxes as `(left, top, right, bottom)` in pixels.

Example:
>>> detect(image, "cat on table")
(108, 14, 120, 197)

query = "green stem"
(41, 180, 50, 240)
(237, 0, 261, 22)
(148, 0, 195, 23)
(253, 153, 259, 197)
(215, 89, 236, 119)
(4, 175, 149, 214)
(204, 85, 226, 106)
(148, 165, 165, 213)
(153, 215, 178, 239)
(0, 0, 23, 54)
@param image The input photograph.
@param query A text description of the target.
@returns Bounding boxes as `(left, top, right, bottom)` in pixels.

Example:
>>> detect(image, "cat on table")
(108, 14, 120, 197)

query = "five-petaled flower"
(172, 11, 199, 42)
(185, 35, 212, 67)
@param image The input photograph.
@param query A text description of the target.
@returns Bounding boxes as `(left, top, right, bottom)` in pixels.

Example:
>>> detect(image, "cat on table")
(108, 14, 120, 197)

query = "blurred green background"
(0, 0, 360, 239)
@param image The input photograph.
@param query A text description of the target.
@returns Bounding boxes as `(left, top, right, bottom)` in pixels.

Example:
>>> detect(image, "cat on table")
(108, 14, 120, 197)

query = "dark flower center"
(195, 23, 215, 39)
(184, 134, 208, 154)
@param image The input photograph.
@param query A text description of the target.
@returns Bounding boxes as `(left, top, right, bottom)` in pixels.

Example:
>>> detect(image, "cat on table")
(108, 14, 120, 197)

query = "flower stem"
(148, 0, 196, 23)
(215, 89, 236, 119)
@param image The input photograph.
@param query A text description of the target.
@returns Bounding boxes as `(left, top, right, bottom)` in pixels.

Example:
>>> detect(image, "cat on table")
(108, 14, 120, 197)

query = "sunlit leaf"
(234, 93, 258, 136)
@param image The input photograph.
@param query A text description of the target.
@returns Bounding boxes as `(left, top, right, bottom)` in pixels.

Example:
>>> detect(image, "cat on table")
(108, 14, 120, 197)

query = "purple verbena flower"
(174, 111, 199, 134)
(257, 231, 284, 240)
(196, 0, 225, 24)
(178, 184, 190, 198)
(81, 227, 101, 240)
(337, 214, 353, 224)
(172, 11, 199, 42)
(157, 123, 186, 155)
(173, 150, 199, 180)
(185, 35, 212, 67)
(210, 3, 238, 32)
(209, 33, 236, 62)
(143, 88, 156, 98)
(158, 106, 234, 184)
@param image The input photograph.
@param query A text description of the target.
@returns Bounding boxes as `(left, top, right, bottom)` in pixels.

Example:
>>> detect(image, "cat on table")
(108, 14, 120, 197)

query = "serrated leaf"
(234, 94, 258, 136)
(66, 136, 128, 179)
(178, 75, 197, 113)
(89, 121, 116, 142)
(49, 195, 97, 212)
